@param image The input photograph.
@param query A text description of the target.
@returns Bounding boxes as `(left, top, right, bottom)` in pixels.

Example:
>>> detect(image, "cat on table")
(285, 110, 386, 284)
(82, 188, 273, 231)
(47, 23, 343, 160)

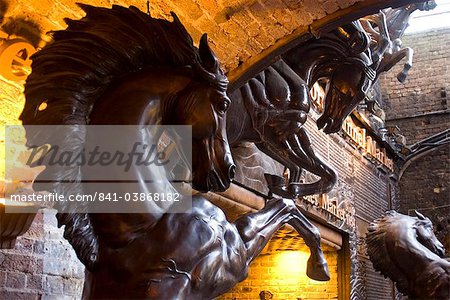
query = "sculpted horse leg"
(286, 128, 337, 196)
(376, 46, 412, 83)
(257, 127, 337, 198)
(393, 47, 413, 83)
(255, 140, 303, 198)
(234, 198, 330, 281)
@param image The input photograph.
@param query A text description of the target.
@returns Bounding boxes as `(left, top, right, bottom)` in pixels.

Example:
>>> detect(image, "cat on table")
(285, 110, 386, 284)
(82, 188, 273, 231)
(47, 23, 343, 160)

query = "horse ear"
(415, 210, 426, 220)
(199, 33, 219, 72)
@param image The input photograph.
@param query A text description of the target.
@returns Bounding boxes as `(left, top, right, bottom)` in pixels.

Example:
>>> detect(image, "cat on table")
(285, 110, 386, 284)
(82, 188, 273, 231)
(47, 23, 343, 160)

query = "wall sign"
(310, 81, 394, 171)
(304, 193, 355, 228)
(342, 117, 394, 171)
(300, 174, 356, 230)
(0, 32, 36, 81)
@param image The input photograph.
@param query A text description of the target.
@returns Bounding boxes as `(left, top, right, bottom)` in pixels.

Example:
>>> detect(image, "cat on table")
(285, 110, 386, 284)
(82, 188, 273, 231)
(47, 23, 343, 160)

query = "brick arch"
(227, 0, 426, 90)
(150, 0, 425, 80)
(4, 0, 423, 78)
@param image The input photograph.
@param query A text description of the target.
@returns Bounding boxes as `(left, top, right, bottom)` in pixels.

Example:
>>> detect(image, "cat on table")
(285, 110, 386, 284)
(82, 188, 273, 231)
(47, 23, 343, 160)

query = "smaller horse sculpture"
(366, 210, 449, 300)
(360, 1, 436, 82)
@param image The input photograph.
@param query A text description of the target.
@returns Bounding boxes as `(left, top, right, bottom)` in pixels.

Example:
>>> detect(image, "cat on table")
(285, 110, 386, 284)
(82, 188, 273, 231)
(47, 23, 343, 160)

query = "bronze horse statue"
(227, 20, 374, 198)
(366, 210, 449, 300)
(360, 0, 436, 83)
(21, 5, 329, 299)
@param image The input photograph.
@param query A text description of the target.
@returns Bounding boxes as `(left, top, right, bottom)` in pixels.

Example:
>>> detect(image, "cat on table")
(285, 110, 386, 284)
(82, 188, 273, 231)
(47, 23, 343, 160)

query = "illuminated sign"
(309, 81, 394, 171)
(342, 117, 394, 171)
(0, 32, 36, 81)
(303, 193, 355, 229)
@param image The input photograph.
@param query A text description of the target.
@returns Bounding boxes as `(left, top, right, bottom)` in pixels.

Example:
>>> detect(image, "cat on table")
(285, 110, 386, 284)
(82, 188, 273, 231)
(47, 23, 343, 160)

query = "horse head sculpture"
(366, 210, 449, 299)
(316, 57, 375, 133)
(163, 34, 234, 192)
(21, 5, 234, 197)
(412, 210, 445, 257)
(285, 21, 375, 135)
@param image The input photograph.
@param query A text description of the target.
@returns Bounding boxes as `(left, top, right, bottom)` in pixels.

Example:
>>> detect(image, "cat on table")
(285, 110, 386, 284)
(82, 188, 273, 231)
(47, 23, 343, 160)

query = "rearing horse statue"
(360, 0, 436, 82)
(366, 211, 449, 299)
(21, 5, 329, 299)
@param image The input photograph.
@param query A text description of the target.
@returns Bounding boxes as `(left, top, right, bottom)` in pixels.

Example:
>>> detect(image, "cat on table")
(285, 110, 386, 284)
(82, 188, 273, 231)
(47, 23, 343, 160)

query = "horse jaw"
(191, 137, 234, 193)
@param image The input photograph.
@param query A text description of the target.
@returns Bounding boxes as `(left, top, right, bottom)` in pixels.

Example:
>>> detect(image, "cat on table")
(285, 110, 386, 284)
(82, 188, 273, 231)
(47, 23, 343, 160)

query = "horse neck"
(285, 46, 339, 87)
(86, 68, 194, 235)
(90, 67, 193, 125)
(227, 83, 269, 145)
(393, 224, 443, 278)
(386, 6, 416, 40)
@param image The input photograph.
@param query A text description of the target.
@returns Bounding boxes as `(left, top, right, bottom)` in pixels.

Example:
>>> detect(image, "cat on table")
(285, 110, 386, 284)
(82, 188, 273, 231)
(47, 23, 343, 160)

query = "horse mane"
(366, 211, 410, 294)
(20, 4, 224, 270)
(285, 20, 374, 83)
(22, 4, 225, 125)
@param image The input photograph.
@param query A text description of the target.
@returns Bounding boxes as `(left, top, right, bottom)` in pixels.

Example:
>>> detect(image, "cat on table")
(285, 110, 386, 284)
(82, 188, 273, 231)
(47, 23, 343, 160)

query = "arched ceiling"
(1, 0, 423, 85)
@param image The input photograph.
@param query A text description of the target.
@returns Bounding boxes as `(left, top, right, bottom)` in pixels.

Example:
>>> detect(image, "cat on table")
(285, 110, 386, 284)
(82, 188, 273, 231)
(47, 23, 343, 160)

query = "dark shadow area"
(1, 17, 42, 47)
(214, 0, 257, 24)
(0, 0, 43, 47)
(0, 0, 8, 24)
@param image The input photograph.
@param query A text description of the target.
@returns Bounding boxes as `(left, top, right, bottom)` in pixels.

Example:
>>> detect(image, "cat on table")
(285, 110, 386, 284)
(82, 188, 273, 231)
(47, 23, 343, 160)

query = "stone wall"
(380, 27, 450, 252)
(1, 0, 423, 74)
(0, 0, 364, 72)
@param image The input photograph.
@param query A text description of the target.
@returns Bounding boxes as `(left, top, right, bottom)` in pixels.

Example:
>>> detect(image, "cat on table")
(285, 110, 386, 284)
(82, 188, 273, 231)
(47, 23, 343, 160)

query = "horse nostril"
(228, 165, 236, 179)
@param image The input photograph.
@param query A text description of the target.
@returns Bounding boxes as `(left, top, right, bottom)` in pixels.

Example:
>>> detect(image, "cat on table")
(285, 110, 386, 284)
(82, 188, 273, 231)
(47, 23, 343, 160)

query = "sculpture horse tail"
(20, 4, 207, 270)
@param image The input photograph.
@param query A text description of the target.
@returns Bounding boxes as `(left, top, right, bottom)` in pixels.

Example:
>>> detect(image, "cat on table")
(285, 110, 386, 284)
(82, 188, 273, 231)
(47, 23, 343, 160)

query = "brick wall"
(381, 28, 449, 129)
(0, 209, 85, 299)
(2, 0, 418, 73)
(380, 27, 450, 251)
(1, 0, 363, 72)
(219, 246, 339, 300)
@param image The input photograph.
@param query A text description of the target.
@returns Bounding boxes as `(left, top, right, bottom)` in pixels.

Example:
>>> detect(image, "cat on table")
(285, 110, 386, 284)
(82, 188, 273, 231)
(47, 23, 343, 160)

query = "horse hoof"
(288, 183, 302, 197)
(264, 174, 286, 187)
(264, 174, 295, 198)
(306, 258, 330, 281)
(397, 72, 407, 83)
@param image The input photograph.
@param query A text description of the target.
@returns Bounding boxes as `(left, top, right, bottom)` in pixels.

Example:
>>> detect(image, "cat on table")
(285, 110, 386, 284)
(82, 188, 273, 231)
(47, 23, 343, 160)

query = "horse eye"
(216, 99, 230, 113)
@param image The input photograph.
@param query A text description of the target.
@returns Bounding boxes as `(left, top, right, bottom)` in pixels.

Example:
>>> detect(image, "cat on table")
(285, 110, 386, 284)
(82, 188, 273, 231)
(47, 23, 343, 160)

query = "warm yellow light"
(274, 250, 309, 276)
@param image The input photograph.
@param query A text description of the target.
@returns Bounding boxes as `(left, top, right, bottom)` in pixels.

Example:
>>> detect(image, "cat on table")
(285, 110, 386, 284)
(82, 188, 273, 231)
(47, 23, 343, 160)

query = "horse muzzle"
(317, 115, 341, 134)
(207, 164, 235, 192)
(192, 164, 235, 193)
